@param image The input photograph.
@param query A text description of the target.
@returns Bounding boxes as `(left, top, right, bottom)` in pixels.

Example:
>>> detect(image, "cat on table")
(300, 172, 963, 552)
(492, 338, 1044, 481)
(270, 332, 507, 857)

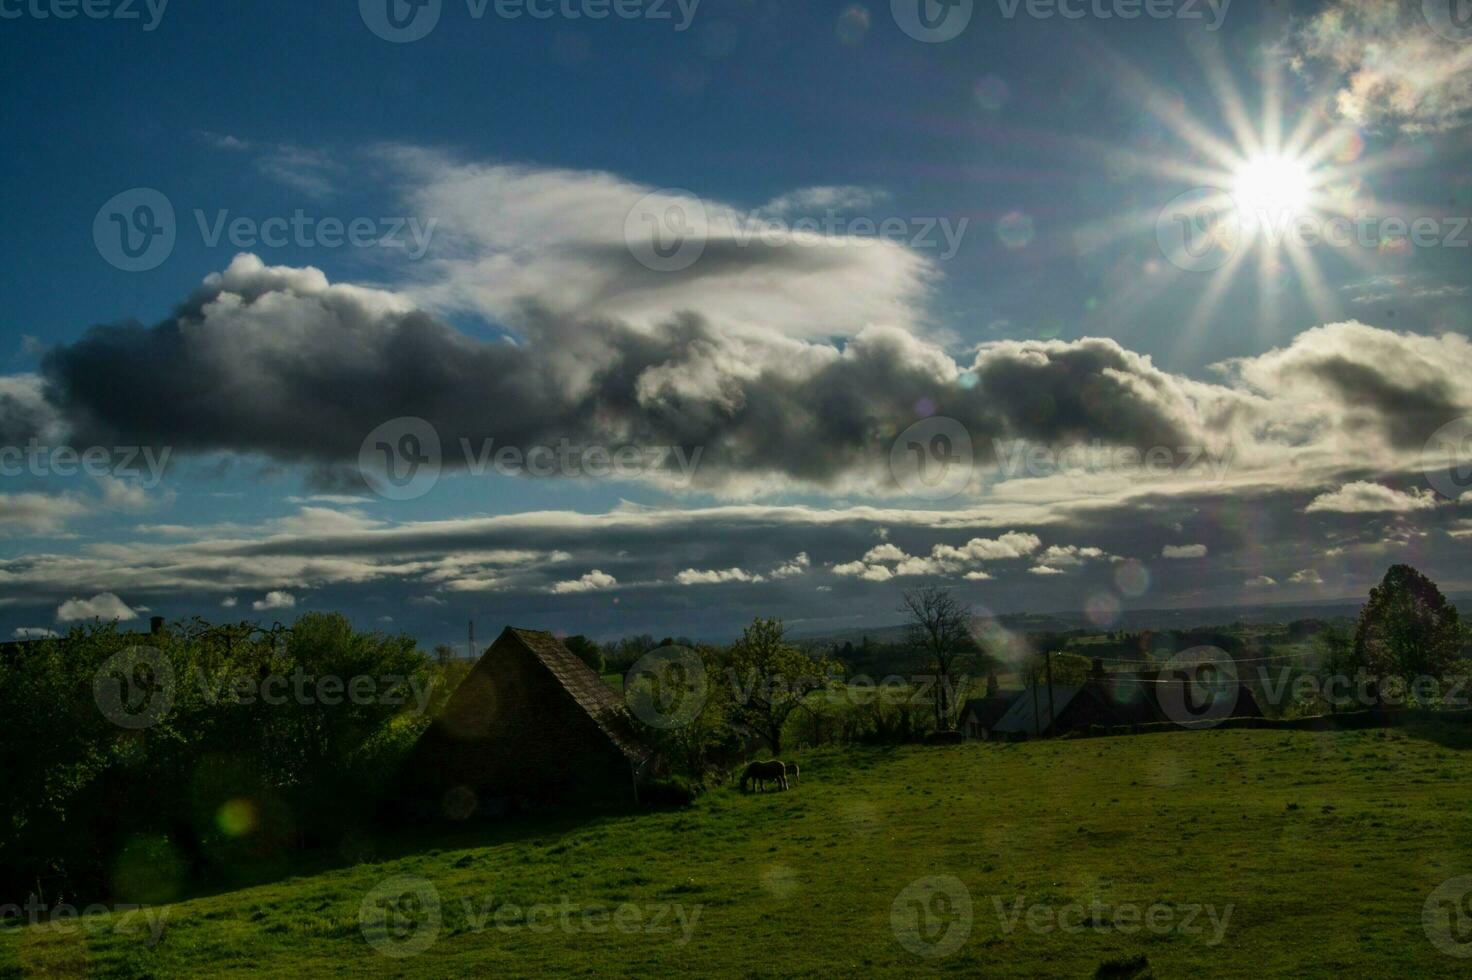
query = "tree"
(724, 618, 833, 757)
(1353, 565, 1465, 701)
(901, 586, 975, 730)
(563, 635, 605, 674)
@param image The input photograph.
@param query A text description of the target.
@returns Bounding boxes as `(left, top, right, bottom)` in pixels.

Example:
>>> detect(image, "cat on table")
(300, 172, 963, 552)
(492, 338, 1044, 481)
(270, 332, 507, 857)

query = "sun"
(1231, 152, 1314, 226)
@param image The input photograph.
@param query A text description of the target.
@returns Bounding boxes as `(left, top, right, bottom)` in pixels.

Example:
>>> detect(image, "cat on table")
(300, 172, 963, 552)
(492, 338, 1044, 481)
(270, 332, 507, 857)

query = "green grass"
(5, 726, 1471, 977)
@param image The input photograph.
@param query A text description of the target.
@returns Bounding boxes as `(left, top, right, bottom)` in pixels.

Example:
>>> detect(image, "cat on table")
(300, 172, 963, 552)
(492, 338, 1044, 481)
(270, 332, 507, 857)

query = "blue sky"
(2, 0, 1470, 645)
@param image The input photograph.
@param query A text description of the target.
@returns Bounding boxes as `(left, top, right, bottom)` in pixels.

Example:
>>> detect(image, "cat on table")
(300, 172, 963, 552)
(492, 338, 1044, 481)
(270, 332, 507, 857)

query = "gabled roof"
(961, 695, 1017, 730)
(990, 684, 1092, 736)
(501, 627, 650, 764)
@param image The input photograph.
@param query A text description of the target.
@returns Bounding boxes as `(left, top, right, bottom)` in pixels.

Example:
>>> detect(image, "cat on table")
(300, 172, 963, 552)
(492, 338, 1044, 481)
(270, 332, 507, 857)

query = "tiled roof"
(505, 627, 651, 764)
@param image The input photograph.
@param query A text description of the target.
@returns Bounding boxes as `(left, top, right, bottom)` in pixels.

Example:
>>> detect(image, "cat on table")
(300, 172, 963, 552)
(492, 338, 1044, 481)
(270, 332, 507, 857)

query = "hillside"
(5, 724, 1470, 978)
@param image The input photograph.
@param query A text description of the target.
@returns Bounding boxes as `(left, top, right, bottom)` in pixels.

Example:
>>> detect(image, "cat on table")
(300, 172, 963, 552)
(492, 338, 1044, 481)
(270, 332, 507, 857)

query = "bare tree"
(901, 586, 974, 730)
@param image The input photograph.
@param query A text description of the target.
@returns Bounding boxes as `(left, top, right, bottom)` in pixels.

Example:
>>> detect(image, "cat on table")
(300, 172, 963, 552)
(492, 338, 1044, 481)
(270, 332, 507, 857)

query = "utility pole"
(1045, 649, 1056, 735)
(467, 619, 475, 661)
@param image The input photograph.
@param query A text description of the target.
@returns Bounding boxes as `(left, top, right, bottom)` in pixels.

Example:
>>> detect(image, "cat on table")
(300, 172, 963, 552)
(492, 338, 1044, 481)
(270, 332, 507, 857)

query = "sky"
(1, 0, 1470, 646)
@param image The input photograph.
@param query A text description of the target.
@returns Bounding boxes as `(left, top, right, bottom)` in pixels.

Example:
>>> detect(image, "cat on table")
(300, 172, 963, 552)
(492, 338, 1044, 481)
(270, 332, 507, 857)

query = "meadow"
(4, 723, 1470, 978)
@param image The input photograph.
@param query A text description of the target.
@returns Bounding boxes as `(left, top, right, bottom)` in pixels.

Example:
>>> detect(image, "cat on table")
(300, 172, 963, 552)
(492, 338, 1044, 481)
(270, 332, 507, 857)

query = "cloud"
(834, 531, 1043, 581)
(769, 552, 811, 579)
(1305, 481, 1442, 514)
(1289, 569, 1325, 585)
(1162, 544, 1208, 559)
(550, 569, 618, 594)
(221, 597, 238, 608)
(56, 592, 137, 622)
(1245, 575, 1277, 588)
(1028, 565, 1065, 576)
(675, 567, 765, 585)
(13, 627, 58, 639)
(0, 492, 89, 535)
(1289, 0, 1472, 133)
(252, 590, 297, 612)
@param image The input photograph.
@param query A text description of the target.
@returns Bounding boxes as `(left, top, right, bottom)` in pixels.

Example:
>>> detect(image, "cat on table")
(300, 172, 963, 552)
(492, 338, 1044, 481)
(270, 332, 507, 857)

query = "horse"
(740, 759, 788, 793)
(783, 762, 800, 785)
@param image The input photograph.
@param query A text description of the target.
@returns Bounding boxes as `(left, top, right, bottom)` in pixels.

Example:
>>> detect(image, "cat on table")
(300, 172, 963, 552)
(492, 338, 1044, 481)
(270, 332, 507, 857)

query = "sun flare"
(1231, 152, 1314, 225)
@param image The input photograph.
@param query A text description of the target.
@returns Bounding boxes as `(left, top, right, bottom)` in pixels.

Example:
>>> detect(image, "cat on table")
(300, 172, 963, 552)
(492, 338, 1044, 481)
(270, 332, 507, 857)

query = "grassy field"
(4, 725, 1471, 977)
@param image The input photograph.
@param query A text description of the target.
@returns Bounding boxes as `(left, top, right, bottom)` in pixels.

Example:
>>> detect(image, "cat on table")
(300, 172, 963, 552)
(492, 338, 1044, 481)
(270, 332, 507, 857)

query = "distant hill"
(792, 595, 1472, 647)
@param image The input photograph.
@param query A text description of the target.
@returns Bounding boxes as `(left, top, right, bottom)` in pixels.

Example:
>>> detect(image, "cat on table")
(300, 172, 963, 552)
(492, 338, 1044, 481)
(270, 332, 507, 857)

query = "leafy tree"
(1353, 565, 1465, 699)
(724, 618, 834, 756)
(901, 586, 975, 730)
(563, 635, 605, 674)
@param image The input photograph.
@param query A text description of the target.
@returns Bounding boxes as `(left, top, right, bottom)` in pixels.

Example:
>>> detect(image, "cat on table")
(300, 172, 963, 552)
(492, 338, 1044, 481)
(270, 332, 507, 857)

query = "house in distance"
(397, 627, 653, 819)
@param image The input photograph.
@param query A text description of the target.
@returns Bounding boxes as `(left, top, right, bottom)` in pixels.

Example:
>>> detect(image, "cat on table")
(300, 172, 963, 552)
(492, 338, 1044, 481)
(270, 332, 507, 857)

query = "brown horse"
(740, 759, 788, 793)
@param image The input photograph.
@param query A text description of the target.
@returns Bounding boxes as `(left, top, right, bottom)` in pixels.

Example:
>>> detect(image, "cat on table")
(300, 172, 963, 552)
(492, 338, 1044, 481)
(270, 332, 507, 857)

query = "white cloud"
(1245, 575, 1277, 588)
(675, 567, 765, 585)
(252, 591, 297, 612)
(13, 627, 59, 639)
(1162, 544, 1208, 559)
(57, 592, 137, 623)
(0, 492, 89, 536)
(1289, 569, 1324, 585)
(1028, 565, 1065, 576)
(770, 553, 811, 579)
(550, 570, 619, 594)
(1290, 0, 1472, 133)
(1305, 482, 1442, 514)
